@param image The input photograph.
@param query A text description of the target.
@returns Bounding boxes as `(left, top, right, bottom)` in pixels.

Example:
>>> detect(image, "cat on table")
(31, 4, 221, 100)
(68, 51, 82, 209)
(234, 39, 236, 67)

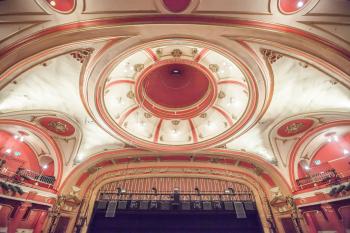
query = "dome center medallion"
(135, 59, 217, 119)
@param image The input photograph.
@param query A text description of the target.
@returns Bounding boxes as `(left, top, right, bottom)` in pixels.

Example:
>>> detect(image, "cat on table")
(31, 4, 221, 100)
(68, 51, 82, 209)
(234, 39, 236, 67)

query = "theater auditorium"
(0, 0, 349, 232)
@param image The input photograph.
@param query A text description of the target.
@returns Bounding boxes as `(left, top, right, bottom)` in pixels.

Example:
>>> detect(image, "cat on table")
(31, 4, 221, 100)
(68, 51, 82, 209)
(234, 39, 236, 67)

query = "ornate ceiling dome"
(136, 59, 215, 117)
(83, 40, 267, 151)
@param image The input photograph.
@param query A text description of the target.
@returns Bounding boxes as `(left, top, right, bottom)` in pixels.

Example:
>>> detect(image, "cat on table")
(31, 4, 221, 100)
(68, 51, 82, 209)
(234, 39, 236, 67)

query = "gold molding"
(0, 20, 49, 44)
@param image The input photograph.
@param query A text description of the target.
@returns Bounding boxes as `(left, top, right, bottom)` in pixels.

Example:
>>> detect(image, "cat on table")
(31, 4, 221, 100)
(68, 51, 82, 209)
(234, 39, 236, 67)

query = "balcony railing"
(98, 191, 255, 202)
(17, 168, 55, 186)
(296, 169, 339, 190)
(0, 165, 55, 188)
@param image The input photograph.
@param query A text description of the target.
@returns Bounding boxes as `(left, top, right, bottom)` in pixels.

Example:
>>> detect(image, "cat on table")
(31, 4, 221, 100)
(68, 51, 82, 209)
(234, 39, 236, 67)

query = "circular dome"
(87, 40, 262, 151)
(136, 59, 216, 119)
(142, 62, 209, 108)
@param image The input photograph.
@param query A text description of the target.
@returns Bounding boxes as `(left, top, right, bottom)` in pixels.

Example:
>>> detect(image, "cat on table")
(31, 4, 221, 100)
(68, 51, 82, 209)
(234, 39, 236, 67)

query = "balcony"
(0, 161, 56, 190)
(295, 169, 350, 191)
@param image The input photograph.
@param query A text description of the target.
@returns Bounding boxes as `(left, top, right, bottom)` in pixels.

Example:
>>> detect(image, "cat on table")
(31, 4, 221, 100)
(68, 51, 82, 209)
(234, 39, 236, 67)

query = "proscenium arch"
(59, 148, 292, 194)
(74, 169, 274, 233)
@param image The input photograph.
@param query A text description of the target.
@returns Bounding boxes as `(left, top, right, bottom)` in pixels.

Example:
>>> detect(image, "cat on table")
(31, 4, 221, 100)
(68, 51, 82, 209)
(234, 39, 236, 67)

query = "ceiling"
(0, 0, 349, 194)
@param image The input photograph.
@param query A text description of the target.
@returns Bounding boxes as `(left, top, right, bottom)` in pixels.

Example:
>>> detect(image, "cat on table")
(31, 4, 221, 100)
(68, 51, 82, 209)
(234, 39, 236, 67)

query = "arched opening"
(88, 177, 264, 233)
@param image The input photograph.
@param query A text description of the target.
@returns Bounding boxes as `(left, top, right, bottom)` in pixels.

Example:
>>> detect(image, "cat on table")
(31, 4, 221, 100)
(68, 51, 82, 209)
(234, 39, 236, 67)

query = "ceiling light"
(76, 154, 83, 162)
(333, 135, 339, 142)
(19, 136, 24, 142)
(304, 165, 310, 171)
(50, 0, 56, 6)
(171, 69, 181, 75)
(327, 135, 339, 143)
(14, 135, 19, 139)
(137, 121, 145, 128)
(297, 1, 304, 7)
(14, 151, 21, 157)
(344, 149, 349, 155)
(5, 148, 12, 154)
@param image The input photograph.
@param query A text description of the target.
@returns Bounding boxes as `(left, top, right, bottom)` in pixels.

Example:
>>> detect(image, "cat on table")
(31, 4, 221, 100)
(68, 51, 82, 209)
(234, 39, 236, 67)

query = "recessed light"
(297, 1, 304, 8)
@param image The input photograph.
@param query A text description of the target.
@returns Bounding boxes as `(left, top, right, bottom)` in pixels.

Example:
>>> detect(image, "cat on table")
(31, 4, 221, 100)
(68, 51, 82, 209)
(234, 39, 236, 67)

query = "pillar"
(34, 211, 48, 233)
(8, 202, 32, 233)
(321, 203, 346, 233)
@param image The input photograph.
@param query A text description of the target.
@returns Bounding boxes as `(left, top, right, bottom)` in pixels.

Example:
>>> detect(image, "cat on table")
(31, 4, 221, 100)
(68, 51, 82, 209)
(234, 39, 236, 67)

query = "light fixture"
(50, 0, 56, 6)
(225, 188, 234, 194)
(304, 165, 310, 171)
(43, 164, 48, 170)
(5, 148, 12, 154)
(137, 121, 145, 128)
(14, 151, 21, 157)
(327, 135, 339, 143)
(333, 135, 339, 142)
(19, 136, 24, 142)
(171, 69, 181, 75)
(297, 1, 304, 8)
(314, 160, 321, 165)
(76, 154, 84, 162)
(14, 135, 19, 140)
(344, 149, 349, 155)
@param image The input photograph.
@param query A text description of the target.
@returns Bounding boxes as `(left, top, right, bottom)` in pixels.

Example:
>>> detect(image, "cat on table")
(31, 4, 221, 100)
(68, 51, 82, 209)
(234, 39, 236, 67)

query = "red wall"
(298, 133, 350, 179)
(301, 200, 350, 232)
(0, 200, 48, 232)
(311, 133, 350, 177)
(0, 130, 40, 173)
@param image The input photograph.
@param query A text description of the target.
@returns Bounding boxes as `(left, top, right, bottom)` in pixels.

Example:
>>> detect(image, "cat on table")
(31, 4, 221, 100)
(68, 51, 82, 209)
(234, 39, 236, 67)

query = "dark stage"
(88, 201, 264, 233)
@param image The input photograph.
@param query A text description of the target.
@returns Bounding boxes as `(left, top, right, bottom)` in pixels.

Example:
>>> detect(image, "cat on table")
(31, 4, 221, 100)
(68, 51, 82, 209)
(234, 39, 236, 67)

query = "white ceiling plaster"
(0, 53, 124, 162)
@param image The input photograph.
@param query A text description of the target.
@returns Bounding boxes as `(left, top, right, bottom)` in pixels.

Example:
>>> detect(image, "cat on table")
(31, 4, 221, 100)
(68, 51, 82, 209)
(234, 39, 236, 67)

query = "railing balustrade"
(296, 169, 338, 190)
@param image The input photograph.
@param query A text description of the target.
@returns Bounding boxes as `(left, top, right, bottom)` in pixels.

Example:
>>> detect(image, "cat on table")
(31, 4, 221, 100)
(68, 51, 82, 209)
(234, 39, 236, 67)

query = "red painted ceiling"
(162, 0, 191, 13)
(279, 0, 310, 13)
(39, 117, 75, 137)
(142, 63, 210, 109)
(46, 0, 75, 12)
(277, 119, 314, 137)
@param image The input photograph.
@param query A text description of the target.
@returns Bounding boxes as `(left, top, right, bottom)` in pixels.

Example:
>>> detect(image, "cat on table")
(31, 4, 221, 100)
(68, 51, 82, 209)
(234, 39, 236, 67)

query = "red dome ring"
(135, 59, 217, 119)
